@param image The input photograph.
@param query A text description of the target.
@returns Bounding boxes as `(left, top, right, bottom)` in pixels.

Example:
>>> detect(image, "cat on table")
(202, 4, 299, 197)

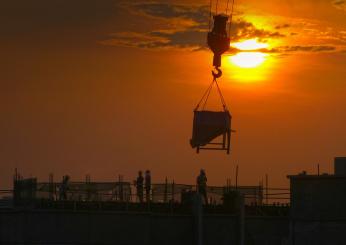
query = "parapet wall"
(0, 209, 289, 245)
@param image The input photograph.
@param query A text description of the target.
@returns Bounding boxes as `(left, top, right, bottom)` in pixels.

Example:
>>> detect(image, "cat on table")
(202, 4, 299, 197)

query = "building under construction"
(1, 158, 346, 244)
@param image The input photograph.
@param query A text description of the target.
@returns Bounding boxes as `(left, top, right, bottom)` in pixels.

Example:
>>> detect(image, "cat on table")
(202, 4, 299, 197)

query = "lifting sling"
(190, 78, 232, 154)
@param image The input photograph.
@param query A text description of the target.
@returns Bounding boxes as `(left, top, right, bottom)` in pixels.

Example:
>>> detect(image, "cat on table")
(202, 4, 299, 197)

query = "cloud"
(275, 24, 291, 29)
(101, 20, 285, 50)
(230, 20, 286, 40)
(269, 45, 336, 53)
(100, 2, 340, 54)
(333, 0, 346, 11)
(101, 3, 285, 50)
(99, 32, 171, 49)
(100, 30, 206, 50)
(334, 0, 345, 5)
(130, 2, 209, 24)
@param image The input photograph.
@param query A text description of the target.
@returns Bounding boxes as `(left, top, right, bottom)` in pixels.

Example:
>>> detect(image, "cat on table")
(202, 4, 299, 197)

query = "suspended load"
(190, 110, 231, 154)
(190, 79, 232, 154)
(190, 0, 236, 154)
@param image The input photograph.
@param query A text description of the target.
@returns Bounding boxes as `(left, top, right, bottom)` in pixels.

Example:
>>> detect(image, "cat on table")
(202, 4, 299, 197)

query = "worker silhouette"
(59, 175, 70, 201)
(197, 169, 208, 205)
(136, 171, 144, 203)
(145, 170, 151, 203)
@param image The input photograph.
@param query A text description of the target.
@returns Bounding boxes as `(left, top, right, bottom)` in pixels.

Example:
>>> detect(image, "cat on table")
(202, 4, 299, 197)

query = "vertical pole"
(164, 177, 168, 203)
(227, 130, 231, 154)
(258, 180, 262, 206)
(86, 174, 90, 201)
(14, 168, 18, 181)
(119, 175, 124, 202)
(171, 180, 175, 213)
(222, 133, 226, 148)
(238, 194, 245, 245)
(192, 193, 203, 245)
(49, 173, 53, 200)
(317, 164, 320, 176)
(289, 219, 295, 245)
(13, 168, 18, 206)
(265, 174, 268, 205)
(172, 180, 175, 203)
(235, 165, 239, 190)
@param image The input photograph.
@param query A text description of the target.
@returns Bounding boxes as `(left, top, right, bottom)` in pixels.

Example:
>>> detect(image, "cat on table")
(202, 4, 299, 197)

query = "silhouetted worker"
(145, 170, 151, 202)
(136, 171, 144, 203)
(197, 169, 208, 205)
(60, 175, 70, 201)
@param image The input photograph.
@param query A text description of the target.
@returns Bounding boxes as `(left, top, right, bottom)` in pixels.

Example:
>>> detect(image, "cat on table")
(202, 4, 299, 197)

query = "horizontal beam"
(199, 147, 228, 151)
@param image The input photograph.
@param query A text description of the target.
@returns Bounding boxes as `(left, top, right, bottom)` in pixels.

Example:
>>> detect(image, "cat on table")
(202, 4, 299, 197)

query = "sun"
(229, 52, 268, 68)
(224, 38, 274, 81)
(231, 38, 269, 51)
(229, 38, 269, 68)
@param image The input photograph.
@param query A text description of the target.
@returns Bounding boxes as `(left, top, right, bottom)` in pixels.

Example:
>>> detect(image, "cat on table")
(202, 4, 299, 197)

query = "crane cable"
(198, 0, 235, 111)
(208, 0, 212, 31)
(209, 0, 235, 17)
(215, 0, 219, 14)
(226, 0, 235, 15)
(194, 78, 228, 111)
(208, 0, 236, 36)
(228, 0, 236, 37)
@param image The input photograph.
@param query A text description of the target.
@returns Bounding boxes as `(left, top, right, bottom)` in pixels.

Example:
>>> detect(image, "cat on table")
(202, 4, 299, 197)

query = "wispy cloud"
(332, 0, 346, 11)
(130, 2, 209, 24)
(99, 32, 171, 49)
(100, 2, 344, 54)
(270, 45, 336, 53)
(275, 24, 291, 29)
(101, 2, 285, 50)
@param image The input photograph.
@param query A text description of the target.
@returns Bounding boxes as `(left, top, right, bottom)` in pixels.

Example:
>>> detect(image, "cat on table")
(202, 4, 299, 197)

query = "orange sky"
(1, 0, 346, 189)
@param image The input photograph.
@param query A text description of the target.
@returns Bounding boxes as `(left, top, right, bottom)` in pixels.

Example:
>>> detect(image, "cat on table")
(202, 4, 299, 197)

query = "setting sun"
(228, 38, 270, 69)
(232, 38, 269, 51)
(229, 52, 268, 68)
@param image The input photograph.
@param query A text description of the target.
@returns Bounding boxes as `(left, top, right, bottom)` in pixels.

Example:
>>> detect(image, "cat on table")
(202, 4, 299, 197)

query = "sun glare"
(224, 38, 275, 82)
(228, 39, 270, 69)
(232, 39, 269, 51)
(229, 52, 268, 68)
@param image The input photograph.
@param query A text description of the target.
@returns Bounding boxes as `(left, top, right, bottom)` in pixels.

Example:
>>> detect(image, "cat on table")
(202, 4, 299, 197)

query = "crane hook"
(212, 67, 222, 79)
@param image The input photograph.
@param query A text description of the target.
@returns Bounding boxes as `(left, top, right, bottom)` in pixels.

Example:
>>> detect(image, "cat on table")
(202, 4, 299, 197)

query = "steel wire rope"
(226, 0, 230, 14)
(214, 79, 228, 111)
(200, 78, 228, 111)
(202, 79, 215, 110)
(228, 0, 236, 38)
(208, 0, 212, 31)
(194, 79, 215, 111)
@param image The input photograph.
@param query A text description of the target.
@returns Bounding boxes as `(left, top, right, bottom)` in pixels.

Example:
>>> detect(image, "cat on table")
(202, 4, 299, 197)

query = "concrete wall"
(204, 215, 238, 245)
(335, 157, 346, 175)
(290, 176, 346, 220)
(0, 210, 193, 245)
(0, 210, 289, 245)
(246, 216, 289, 245)
(292, 220, 346, 245)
